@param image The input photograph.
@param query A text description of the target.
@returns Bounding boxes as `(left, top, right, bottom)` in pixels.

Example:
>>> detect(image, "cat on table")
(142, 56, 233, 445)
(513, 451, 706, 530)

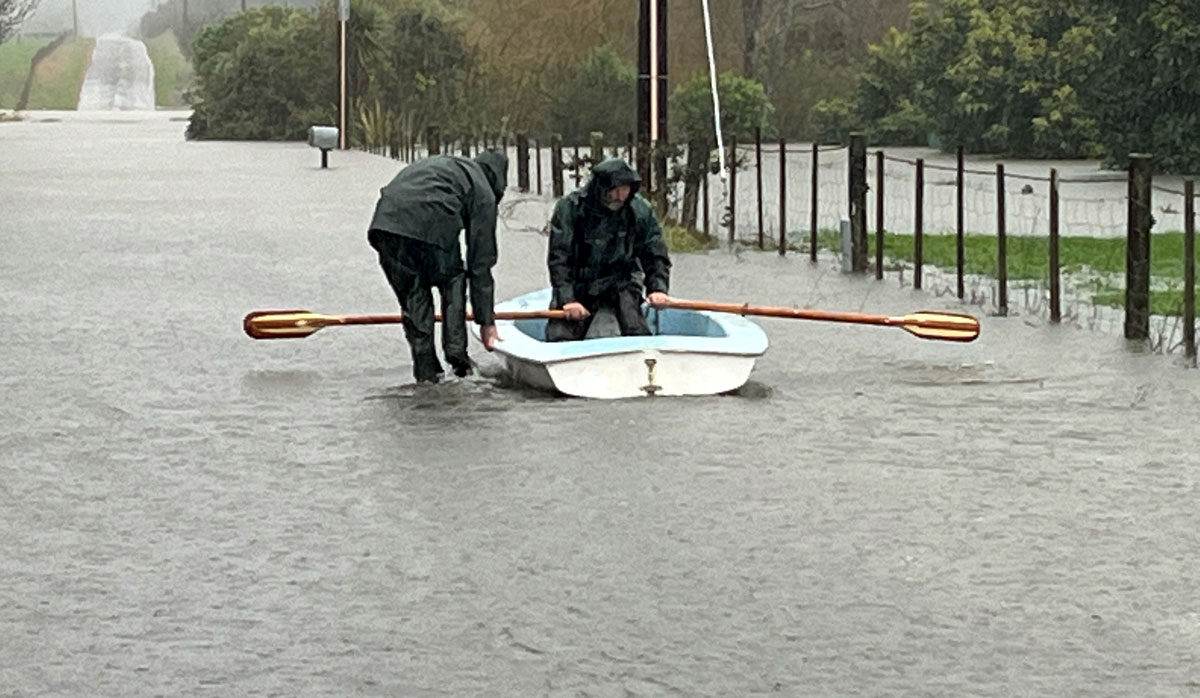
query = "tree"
(186, 6, 335, 140)
(376, 8, 473, 138)
(671, 71, 774, 231)
(461, 0, 633, 132)
(727, 0, 915, 137)
(1085, 0, 1200, 172)
(0, 0, 41, 44)
(543, 44, 636, 144)
(820, 0, 1105, 158)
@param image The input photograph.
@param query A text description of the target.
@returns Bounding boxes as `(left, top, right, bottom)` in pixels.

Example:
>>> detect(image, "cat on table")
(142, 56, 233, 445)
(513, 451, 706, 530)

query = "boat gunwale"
(477, 289, 769, 363)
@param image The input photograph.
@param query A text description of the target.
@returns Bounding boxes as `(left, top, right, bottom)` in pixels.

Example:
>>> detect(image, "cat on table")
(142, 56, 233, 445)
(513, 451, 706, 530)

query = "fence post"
(997, 164, 1008, 316)
(915, 158, 924, 291)
(779, 138, 787, 256)
(849, 133, 868, 272)
(1186, 179, 1196, 365)
(627, 132, 635, 162)
(573, 144, 581, 188)
(728, 134, 738, 245)
(703, 144, 711, 238)
(955, 146, 965, 298)
(516, 132, 530, 193)
(426, 126, 440, 156)
(1125, 154, 1153, 340)
(755, 127, 764, 250)
(654, 143, 669, 221)
(875, 150, 884, 279)
(1049, 168, 1061, 323)
(810, 143, 819, 263)
(590, 131, 605, 167)
(534, 138, 543, 196)
(551, 134, 564, 198)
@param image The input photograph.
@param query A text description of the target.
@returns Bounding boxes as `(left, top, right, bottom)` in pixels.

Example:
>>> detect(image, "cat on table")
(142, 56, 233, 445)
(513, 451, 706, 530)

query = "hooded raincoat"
(545, 158, 672, 342)
(368, 150, 508, 381)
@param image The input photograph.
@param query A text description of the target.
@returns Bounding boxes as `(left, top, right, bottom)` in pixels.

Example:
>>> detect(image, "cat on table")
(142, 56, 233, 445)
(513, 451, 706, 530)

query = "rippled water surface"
(2, 112, 1198, 697)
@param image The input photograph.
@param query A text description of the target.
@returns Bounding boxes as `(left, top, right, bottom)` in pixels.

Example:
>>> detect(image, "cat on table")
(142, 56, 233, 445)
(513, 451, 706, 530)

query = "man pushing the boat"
(545, 157, 673, 342)
(367, 149, 507, 383)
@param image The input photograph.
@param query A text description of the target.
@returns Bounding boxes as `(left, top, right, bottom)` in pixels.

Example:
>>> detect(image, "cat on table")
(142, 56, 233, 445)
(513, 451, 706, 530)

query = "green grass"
(1089, 287, 1195, 315)
(24, 37, 94, 109)
(664, 224, 718, 252)
(0, 36, 51, 108)
(807, 228, 1200, 316)
(144, 30, 191, 107)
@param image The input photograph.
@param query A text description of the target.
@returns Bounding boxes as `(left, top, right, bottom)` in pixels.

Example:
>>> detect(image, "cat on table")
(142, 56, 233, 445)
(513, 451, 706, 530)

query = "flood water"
(2, 111, 1198, 697)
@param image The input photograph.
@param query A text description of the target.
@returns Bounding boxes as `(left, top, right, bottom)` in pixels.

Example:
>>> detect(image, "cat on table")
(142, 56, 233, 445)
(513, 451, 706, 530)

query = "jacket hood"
(474, 150, 509, 203)
(586, 157, 641, 204)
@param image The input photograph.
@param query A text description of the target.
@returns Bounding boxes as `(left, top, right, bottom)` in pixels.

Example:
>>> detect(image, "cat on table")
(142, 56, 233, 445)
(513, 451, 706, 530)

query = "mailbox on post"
(308, 126, 339, 168)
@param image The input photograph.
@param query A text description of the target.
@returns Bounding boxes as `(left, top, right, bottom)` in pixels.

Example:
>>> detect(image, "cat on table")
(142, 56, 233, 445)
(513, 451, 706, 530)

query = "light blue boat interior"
(490, 288, 769, 363)
(512, 306, 725, 342)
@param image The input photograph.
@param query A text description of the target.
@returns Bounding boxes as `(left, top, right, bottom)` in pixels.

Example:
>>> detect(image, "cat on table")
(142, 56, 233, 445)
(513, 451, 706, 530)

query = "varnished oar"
(243, 308, 566, 340)
(244, 302, 979, 343)
(661, 299, 980, 343)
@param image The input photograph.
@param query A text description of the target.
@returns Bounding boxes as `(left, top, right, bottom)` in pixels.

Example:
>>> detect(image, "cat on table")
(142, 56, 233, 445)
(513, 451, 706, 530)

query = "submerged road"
(77, 34, 155, 111)
(1, 111, 1197, 697)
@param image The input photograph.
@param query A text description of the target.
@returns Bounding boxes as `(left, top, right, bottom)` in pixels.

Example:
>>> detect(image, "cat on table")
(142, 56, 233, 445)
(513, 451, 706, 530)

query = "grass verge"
(24, 37, 94, 109)
(806, 228, 1200, 316)
(0, 36, 51, 108)
(144, 30, 191, 107)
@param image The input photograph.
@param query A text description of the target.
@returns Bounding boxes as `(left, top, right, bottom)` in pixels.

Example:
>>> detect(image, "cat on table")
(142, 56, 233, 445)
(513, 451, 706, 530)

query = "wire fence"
(362, 129, 1198, 364)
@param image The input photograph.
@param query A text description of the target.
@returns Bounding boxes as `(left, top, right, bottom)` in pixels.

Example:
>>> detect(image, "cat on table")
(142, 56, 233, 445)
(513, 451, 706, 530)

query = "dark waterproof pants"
(545, 284, 652, 342)
(368, 229, 470, 382)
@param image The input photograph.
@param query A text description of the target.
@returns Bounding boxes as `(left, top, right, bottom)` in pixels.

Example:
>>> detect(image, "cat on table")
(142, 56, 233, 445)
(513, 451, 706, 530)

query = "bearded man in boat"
(545, 157, 673, 342)
(366, 149, 507, 383)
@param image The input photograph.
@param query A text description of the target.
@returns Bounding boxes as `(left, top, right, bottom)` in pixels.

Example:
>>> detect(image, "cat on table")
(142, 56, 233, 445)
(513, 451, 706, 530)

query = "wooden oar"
(244, 302, 980, 343)
(661, 299, 980, 343)
(243, 308, 567, 340)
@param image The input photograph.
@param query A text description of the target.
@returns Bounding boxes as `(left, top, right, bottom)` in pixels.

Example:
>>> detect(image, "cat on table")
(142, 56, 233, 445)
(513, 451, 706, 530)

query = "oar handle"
(339, 310, 570, 323)
(334, 314, 406, 326)
(663, 299, 891, 324)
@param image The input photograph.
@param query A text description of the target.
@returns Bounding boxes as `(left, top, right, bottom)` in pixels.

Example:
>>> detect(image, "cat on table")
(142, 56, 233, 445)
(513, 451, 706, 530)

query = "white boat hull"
(474, 289, 768, 399)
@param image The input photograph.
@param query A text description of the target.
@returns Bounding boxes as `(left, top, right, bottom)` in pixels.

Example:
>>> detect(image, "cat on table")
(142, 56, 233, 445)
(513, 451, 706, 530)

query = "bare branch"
(0, 0, 42, 45)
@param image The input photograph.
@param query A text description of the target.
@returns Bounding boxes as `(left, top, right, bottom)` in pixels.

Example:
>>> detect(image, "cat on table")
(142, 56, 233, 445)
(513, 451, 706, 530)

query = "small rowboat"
(242, 294, 977, 396)
(471, 288, 769, 399)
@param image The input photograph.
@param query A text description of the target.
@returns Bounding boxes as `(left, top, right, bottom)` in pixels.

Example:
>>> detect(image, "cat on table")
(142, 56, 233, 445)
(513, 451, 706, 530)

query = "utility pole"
(636, 0, 669, 213)
(636, 0, 650, 185)
(338, 0, 349, 149)
(653, 0, 668, 215)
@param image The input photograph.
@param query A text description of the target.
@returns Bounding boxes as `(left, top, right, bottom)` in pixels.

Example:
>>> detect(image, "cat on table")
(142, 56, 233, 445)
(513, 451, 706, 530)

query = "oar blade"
(243, 310, 328, 340)
(898, 311, 981, 342)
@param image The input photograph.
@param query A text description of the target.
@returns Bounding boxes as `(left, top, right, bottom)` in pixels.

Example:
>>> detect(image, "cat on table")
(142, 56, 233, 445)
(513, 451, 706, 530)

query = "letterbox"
(307, 126, 339, 151)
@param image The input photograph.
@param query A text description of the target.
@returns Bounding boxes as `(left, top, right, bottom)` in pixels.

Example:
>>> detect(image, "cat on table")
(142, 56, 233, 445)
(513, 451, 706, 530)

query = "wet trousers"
(545, 284, 652, 342)
(368, 229, 470, 382)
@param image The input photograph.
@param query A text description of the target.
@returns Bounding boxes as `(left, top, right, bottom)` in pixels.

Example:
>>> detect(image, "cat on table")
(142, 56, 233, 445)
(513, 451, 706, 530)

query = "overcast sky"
(24, 0, 160, 37)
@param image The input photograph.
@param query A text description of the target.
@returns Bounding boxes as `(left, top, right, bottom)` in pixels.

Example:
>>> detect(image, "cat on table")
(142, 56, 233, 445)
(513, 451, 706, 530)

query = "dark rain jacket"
(546, 158, 671, 308)
(368, 151, 508, 325)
